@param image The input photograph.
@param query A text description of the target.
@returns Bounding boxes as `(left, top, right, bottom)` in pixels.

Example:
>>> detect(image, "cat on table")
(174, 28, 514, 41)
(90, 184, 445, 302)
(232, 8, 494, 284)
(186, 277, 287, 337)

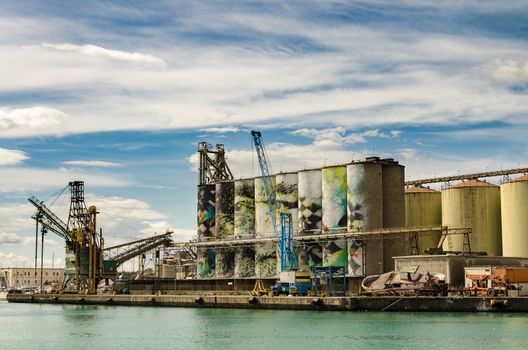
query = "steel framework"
(405, 167, 528, 186)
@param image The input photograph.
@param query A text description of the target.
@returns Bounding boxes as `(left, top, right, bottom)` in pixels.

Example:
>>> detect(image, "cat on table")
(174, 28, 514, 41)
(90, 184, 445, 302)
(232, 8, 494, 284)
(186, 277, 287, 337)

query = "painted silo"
(234, 247, 255, 278)
(442, 180, 502, 256)
(405, 186, 442, 252)
(298, 169, 322, 234)
(234, 178, 255, 239)
(382, 163, 406, 270)
(347, 162, 383, 231)
(215, 248, 235, 278)
(322, 166, 347, 231)
(197, 248, 216, 278)
(501, 175, 528, 257)
(276, 172, 299, 235)
(255, 242, 277, 278)
(323, 239, 348, 268)
(216, 181, 235, 239)
(255, 176, 276, 238)
(348, 240, 364, 276)
(297, 243, 323, 272)
(197, 185, 216, 240)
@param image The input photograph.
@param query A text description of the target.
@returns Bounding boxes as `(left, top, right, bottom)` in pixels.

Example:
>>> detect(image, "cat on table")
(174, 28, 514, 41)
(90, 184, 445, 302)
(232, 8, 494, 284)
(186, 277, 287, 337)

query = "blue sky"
(0, 1, 527, 267)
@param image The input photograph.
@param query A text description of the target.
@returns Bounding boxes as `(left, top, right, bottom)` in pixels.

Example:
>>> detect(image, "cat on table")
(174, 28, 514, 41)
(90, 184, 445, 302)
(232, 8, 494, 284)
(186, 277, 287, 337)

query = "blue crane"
(250, 130, 297, 271)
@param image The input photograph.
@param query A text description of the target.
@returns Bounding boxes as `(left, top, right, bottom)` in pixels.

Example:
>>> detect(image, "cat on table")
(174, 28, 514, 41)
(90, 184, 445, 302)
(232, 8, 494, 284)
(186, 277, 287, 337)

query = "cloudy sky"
(0, 1, 527, 268)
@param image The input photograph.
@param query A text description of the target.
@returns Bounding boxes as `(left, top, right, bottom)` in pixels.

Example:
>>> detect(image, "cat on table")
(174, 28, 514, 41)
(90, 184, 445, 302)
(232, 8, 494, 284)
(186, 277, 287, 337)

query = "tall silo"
(197, 248, 216, 278)
(322, 166, 347, 230)
(298, 169, 322, 235)
(234, 247, 255, 278)
(234, 178, 255, 239)
(255, 176, 276, 238)
(347, 240, 364, 276)
(501, 175, 528, 257)
(197, 185, 216, 240)
(405, 186, 442, 252)
(255, 242, 277, 278)
(297, 244, 323, 272)
(276, 172, 299, 235)
(442, 180, 502, 256)
(346, 162, 383, 231)
(382, 162, 406, 270)
(323, 239, 348, 268)
(215, 247, 235, 278)
(216, 181, 235, 239)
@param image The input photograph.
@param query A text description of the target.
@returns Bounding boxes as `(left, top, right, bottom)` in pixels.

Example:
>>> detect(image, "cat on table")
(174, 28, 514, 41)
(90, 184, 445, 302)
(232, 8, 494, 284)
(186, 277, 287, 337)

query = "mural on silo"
(323, 239, 348, 268)
(216, 181, 235, 239)
(234, 179, 255, 238)
(347, 240, 364, 276)
(255, 242, 277, 277)
(197, 185, 216, 239)
(197, 248, 216, 278)
(322, 166, 347, 231)
(276, 173, 299, 235)
(298, 170, 322, 234)
(234, 247, 255, 278)
(297, 244, 323, 271)
(347, 163, 383, 231)
(215, 248, 235, 278)
(255, 176, 276, 238)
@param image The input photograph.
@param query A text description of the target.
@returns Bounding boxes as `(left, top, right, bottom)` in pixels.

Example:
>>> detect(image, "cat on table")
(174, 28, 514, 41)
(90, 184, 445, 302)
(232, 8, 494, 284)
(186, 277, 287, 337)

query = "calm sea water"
(1, 301, 528, 349)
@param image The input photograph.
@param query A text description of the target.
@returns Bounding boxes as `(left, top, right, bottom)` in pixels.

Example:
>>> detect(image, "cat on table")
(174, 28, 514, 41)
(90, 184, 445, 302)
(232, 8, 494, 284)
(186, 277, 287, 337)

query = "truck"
(271, 271, 311, 296)
(464, 266, 528, 297)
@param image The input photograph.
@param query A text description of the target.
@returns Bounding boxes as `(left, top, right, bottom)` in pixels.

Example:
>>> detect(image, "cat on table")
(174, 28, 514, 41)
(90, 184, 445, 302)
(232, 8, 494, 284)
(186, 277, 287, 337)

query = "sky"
(0, 1, 527, 268)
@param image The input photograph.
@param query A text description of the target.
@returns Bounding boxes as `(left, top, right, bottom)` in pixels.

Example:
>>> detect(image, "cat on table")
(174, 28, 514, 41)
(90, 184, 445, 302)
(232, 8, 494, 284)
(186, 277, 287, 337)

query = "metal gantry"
(405, 167, 528, 186)
(198, 142, 234, 185)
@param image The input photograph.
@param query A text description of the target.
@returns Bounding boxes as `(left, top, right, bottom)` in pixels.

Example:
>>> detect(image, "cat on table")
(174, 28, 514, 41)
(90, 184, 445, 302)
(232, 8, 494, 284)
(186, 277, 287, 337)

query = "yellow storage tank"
(442, 180, 501, 255)
(501, 175, 528, 257)
(405, 186, 441, 252)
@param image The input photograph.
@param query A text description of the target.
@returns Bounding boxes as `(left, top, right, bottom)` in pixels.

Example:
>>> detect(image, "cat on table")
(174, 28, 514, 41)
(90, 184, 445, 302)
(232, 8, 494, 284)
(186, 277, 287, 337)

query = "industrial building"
(0, 268, 64, 290)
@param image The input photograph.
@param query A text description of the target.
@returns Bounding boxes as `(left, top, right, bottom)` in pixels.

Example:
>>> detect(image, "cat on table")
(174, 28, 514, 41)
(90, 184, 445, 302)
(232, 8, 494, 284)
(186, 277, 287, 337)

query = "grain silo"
(215, 247, 235, 278)
(234, 178, 255, 239)
(405, 186, 442, 252)
(442, 180, 502, 256)
(255, 242, 277, 277)
(381, 162, 406, 269)
(298, 169, 322, 234)
(197, 184, 216, 240)
(255, 176, 276, 238)
(276, 172, 299, 235)
(501, 175, 528, 257)
(234, 247, 255, 278)
(197, 248, 216, 278)
(322, 166, 347, 230)
(346, 162, 383, 231)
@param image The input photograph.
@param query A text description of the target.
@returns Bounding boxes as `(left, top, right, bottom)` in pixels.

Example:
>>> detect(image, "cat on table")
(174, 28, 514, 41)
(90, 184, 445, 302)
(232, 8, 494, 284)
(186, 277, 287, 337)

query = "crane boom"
(28, 196, 71, 242)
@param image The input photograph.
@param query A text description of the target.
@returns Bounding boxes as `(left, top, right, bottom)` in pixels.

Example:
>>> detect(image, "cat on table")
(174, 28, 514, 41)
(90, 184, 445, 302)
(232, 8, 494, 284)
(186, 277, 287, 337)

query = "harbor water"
(1, 301, 528, 349)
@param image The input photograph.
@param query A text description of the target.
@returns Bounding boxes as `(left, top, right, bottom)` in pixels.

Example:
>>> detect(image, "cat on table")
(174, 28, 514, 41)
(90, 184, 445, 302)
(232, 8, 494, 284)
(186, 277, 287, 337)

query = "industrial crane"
(251, 131, 309, 295)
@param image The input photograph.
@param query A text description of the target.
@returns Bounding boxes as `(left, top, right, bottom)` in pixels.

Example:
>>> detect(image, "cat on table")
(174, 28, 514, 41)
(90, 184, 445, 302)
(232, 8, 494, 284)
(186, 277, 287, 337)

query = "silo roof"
(448, 179, 497, 188)
(405, 186, 439, 193)
(505, 174, 528, 183)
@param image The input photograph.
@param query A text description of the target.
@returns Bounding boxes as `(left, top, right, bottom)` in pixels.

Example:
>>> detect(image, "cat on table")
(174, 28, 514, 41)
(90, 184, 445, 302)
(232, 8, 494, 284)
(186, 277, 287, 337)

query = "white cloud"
(0, 106, 69, 138)
(396, 148, 418, 161)
(476, 59, 528, 86)
(200, 126, 241, 133)
(37, 43, 168, 68)
(0, 148, 29, 166)
(0, 252, 29, 268)
(63, 160, 122, 167)
(0, 232, 21, 244)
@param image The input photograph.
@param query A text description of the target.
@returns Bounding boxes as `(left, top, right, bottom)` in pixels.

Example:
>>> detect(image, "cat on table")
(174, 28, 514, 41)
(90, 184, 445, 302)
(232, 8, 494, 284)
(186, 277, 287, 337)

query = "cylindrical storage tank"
(382, 163, 406, 270)
(347, 163, 383, 231)
(215, 181, 235, 239)
(348, 240, 364, 276)
(298, 169, 322, 234)
(501, 175, 528, 257)
(197, 184, 216, 240)
(323, 239, 347, 268)
(322, 166, 347, 231)
(276, 172, 299, 235)
(234, 247, 255, 278)
(405, 186, 442, 252)
(234, 178, 255, 239)
(215, 248, 235, 278)
(197, 248, 216, 278)
(382, 163, 405, 228)
(255, 242, 277, 278)
(442, 180, 502, 255)
(255, 176, 276, 238)
(297, 243, 323, 272)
